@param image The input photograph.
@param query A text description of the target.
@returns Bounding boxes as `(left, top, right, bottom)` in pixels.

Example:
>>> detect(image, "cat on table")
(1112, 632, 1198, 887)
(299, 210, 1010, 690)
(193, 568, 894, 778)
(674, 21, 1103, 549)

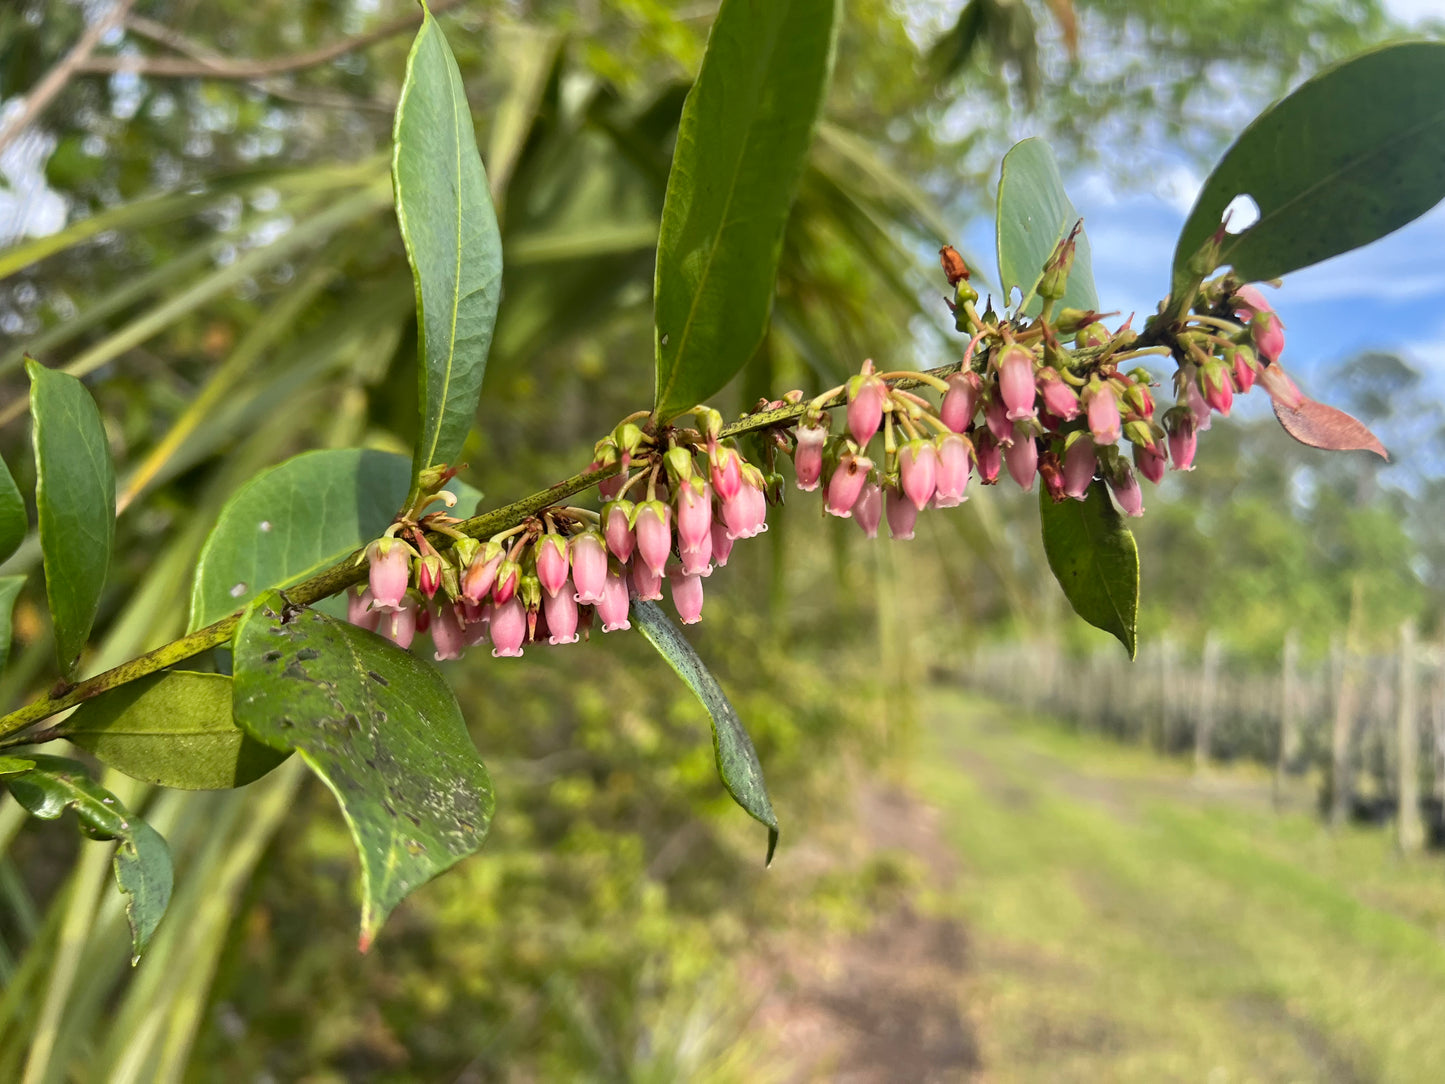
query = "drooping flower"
(378, 598, 418, 650)
(603, 500, 636, 564)
(1164, 407, 1197, 471)
(1133, 440, 1166, 485)
(886, 484, 918, 540)
(1084, 381, 1121, 445)
(460, 542, 504, 605)
(668, 564, 705, 625)
(899, 439, 938, 510)
(710, 519, 734, 567)
(933, 434, 971, 508)
(709, 444, 744, 501)
(367, 539, 410, 611)
(536, 534, 570, 598)
(543, 581, 579, 644)
(631, 560, 664, 602)
(571, 531, 610, 604)
(676, 478, 713, 554)
(1037, 368, 1080, 421)
(347, 587, 380, 632)
(1108, 461, 1144, 517)
(997, 344, 1037, 421)
(1251, 310, 1285, 365)
(633, 500, 673, 577)
(793, 424, 827, 491)
(1004, 433, 1038, 490)
(1062, 435, 1096, 499)
(432, 603, 468, 661)
(490, 597, 527, 657)
(826, 451, 872, 518)
(853, 482, 882, 539)
(940, 371, 982, 433)
(974, 430, 1002, 484)
(846, 366, 887, 447)
(598, 568, 631, 631)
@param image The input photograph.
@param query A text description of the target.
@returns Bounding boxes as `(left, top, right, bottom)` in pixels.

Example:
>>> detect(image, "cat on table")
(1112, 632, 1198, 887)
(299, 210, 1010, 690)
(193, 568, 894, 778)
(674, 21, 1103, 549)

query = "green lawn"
(914, 690, 1445, 1084)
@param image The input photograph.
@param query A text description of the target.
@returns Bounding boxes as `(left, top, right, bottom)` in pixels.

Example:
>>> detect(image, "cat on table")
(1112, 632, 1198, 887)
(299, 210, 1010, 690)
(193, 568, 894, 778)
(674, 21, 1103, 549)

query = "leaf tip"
(764, 827, 779, 868)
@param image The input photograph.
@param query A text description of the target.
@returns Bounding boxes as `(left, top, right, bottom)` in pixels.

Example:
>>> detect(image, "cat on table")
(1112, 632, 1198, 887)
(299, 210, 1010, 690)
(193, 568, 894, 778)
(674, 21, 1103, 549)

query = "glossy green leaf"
(652, 0, 841, 421)
(28, 359, 116, 678)
(66, 671, 288, 790)
(996, 137, 1098, 316)
(0, 756, 35, 775)
(393, 7, 503, 488)
(232, 593, 494, 950)
(0, 453, 24, 564)
(1173, 42, 1445, 293)
(3, 754, 173, 962)
(0, 575, 24, 672)
(189, 448, 482, 631)
(1040, 482, 1138, 659)
(632, 599, 778, 863)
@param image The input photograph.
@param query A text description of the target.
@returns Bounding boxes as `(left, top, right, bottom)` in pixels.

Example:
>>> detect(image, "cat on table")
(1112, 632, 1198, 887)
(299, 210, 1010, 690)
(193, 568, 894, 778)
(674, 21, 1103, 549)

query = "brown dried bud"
(939, 245, 969, 286)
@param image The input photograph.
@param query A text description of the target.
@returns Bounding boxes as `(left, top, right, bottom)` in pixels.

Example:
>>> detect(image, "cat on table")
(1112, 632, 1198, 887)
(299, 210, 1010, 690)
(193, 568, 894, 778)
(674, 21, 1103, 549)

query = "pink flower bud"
(1185, 378, 1213, 432)
(710, 445, 743, 501)
(1062, 436, 1096, 498)
(378, 599, 418, 650)
(415, 554, 443, 600)
(432, 603, 467, 661)
(846, 372, 887, 447)
(1230, 284, 1273, 321)
(492, 560, 520, 606)
(461, 543, 504, 604)
(933, 434, 971, 507)
(886, 484, 918, 539)
(1005, 434, 1038, 490)
(974, 430, 1002, 484)
(668, 564, 704, 625)
(985, 396, 1014, 444)
(367, 539, 410, 611)
(631, 559, 663, 602)
(710, 520, 734, 567)
(543, 581, 579, 644)
(1133, 440, 1166, 485)
(1230, 345, 1257, 393)
(826, 451, 873, 517)
(535, 534, 570, 598)
(1200, 362, 1233, 416)
(941, 371, 982, 432)
(1251, 310, 1285, 365)
(853, 482, 882, 538)
(1084, 382, 1121, 445)
(1038, 369, 1080, 421)
(603, 500, 635, 564)
(997, 345, 1037, 421)
(490, 597, 527, 657)
(598, 568, 631, 631)
(347, 587, 380, 632)
(676, 478, 713, 554)
(1164, 408, 1197, 471)
(899, 439, 937, 510)
(793, 424, 827, 491)
(570, 531, 609, 604)
(634, 500, 673, 576)
(1108, 462, 1144, 517)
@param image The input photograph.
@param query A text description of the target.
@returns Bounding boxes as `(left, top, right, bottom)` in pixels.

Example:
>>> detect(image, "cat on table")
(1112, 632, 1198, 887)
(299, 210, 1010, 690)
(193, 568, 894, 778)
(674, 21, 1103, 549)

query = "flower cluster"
(343, 240, 1299, 661)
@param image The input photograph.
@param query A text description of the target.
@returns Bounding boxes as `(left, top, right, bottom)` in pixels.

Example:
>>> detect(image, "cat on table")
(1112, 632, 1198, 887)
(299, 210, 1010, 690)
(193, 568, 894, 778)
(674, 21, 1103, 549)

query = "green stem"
(0, 358, 980, 741)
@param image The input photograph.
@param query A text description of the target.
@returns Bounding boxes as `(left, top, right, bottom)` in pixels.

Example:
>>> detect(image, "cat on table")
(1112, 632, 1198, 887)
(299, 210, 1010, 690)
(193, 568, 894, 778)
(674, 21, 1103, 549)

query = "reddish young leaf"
(1271, 397, 1388, 460)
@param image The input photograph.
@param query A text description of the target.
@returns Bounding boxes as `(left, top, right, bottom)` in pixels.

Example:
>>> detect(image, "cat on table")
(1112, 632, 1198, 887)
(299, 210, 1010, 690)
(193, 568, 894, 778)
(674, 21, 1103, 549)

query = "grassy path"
(914, 690, 1445, 1084)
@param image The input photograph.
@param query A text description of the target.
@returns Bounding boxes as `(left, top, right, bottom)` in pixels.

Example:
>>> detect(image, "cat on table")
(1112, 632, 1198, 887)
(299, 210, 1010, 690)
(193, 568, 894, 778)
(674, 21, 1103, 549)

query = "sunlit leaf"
(3, 754, 173, 963)
(28, 359, 115, 678)
(1040, 482, 1138, 658)
(1172, 42, 1445, 293)
(996, 137, 1097, 316)
(652, 0, 841, 421)
(393, 7, 503, 488)
(632, 599, 778, 863)
(67, 671, 288, 790)
(189, 448, 482, 631)
(232, 593, 494, 950)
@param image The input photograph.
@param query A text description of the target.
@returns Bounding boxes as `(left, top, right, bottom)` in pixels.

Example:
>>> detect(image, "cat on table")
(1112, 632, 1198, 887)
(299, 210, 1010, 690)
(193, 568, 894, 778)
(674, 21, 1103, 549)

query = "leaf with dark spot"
(232, 591, 493, 950)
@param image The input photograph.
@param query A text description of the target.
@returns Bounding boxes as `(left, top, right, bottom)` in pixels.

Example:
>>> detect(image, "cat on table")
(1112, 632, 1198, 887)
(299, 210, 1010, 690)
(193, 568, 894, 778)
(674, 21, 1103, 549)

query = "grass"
(913, 689, 1445, 1084)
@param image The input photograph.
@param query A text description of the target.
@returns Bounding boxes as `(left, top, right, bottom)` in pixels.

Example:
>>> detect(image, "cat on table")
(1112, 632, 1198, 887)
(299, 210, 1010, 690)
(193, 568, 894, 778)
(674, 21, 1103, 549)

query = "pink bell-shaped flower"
(676, 478, 713, 554)
(432, 603, 468, 661)
(535, 534, 570, 598)
(985, 396, 1014, 444)
(1164, 408, 1197, 471)
(1133, 440, 1166, 485)
(631, 560, 664, 602)
(491, 560, 520, 606)
(603, 500, 635, 564)
(940, 371, 981, 433)
(598, 568, 631, 631)
(899, 439, 937, 510)
(490, 597, 527, 657)
(1200, 361, 1233, 416)
(886, 484, 918, 539)
(826, 451, 872, 517)
(1038, 369, 1080, 421)
(1062, 435, 1096, 498)
(1230, 345, 1258, 393)
(633, 500, 673, 577)
(347, 587, 380, 632)
(1004, 433, 1038, 490)
(853, 482, 882, 538)
(710, 520, 734, 567)
(378, 598, 418, 650)
(974, 430, 1002, 484)
(668, 564, 705, 625)
(710, 445, 743, 501)
(933, 434, 971, 508)
(543, 580, 579, 644)
(570, 531, 609, 604)
(367, 539, 410, 611)
(793, 424, 827, 491)
(460, 542, 504, 605)
(723, 474, 768, 539)
(1084, 382, 1121, 445)
(846, 367, 887, 447)
(1231, 284, 1273, 321)
(997, 344, 1037, 421)
(1108, 462, 1144, 517)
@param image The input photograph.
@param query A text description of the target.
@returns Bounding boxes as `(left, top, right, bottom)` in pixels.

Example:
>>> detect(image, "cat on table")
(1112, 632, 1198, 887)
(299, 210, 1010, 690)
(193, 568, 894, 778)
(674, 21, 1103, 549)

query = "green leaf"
(1039, 482, 1139, 659)
(232, 592, 494, 950)
(66, 671, 288, 790)
(0, 756, 35, 775)
(189, 448, 482, 631)
(0, 575, 24, 672)
(28, 359, 116, 678)
(3, 754, 173, 962)
(996, 137, 1098, 316)
(1173, 42, 1445, 292)
(652, 0, 841, 421)
(631, 599, 779, 863)
(393, 7, 503, 488)
(0, 453, 24, 564)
